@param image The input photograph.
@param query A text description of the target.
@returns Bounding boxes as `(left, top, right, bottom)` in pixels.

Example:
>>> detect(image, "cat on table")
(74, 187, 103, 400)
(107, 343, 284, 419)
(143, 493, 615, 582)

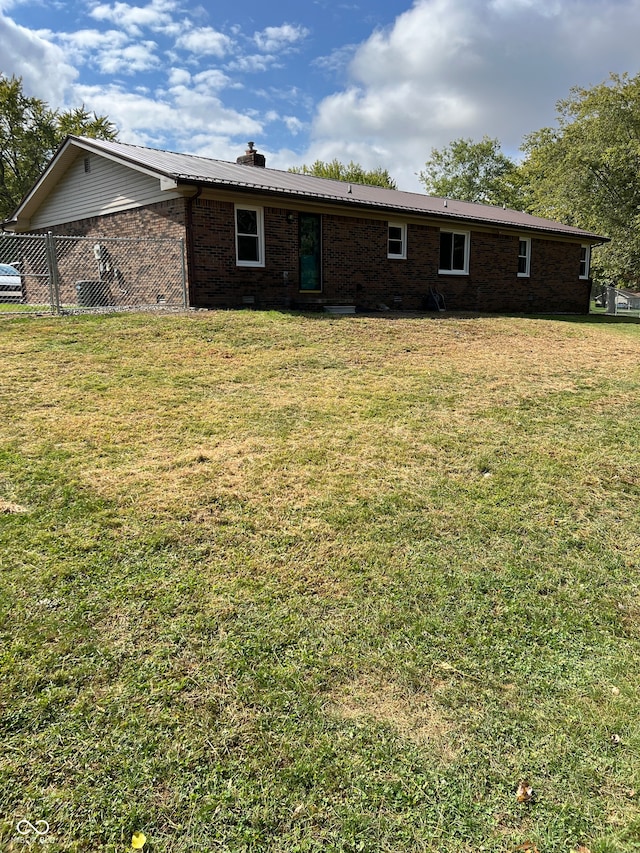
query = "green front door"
(299, 213, 322, 292)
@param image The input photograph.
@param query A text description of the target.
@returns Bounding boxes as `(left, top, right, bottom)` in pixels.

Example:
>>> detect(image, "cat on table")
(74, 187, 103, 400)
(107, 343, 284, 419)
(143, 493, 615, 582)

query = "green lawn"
(0, 303, 51, 314)
(1, 310, 639, 852)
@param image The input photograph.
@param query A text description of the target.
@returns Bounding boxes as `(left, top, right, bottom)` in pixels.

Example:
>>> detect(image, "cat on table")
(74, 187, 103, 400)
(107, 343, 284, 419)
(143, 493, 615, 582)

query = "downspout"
(185, 185, 203, 308)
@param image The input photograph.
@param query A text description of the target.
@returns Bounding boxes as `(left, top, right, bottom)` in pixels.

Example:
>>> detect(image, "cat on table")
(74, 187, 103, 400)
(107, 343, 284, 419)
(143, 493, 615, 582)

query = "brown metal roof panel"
(66, 137, 609, 242)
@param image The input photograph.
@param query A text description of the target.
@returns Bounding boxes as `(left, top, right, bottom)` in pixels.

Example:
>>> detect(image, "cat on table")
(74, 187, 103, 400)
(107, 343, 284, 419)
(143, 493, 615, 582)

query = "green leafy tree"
(520, 72, 640, 284)
(0, 76, 117, 221)
(289, 158, 397, 189)
(0, 76, 57, 221)
(56, 105, 117, 142)
(418, 136, 522, 207)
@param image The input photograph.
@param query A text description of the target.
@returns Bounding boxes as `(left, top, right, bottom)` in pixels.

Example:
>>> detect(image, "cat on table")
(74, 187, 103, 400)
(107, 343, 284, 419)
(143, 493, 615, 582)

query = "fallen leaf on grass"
(576, 846, 592, 853)
(131, 831, 146, 849)
(516, 780, 534, 803)
(514, 843, 540, 853)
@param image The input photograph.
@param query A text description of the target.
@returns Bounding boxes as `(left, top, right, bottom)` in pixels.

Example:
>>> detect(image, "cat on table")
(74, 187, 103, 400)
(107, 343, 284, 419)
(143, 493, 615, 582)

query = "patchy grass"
(0, 309, 639, 852)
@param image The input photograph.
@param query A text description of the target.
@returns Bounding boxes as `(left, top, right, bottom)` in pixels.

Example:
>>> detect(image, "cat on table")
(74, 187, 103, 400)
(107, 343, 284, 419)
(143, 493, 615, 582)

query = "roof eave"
(11, 135, 177, 227)
(9, 136, 72, 225)
(175, 177, 608, 242)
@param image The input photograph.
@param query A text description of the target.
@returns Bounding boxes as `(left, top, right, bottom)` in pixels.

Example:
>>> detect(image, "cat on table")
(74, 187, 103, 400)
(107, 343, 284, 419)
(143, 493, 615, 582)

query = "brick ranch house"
(5, 135, 607, 313)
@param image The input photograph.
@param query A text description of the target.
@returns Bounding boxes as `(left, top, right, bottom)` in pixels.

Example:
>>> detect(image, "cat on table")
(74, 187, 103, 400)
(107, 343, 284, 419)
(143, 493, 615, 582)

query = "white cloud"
(0, 13, 78, 104)
(174, 26, 233, 57)
(226, 54, 280, 73)
(306, 0, 640, 190)
(88, 0, 178, 36)
(97, 40, 161, 74)
(265, 110, 305, 134)
(313, 44, 358, 76)
(283, 115, 305, 134)
(163, 67, 234, 94)
(73, 84, 181, 139)
(191, 68, 235, 91)
(167, 67, 191, 87)
(58, 27, 129, 54)
(489, 0, 563, 15)
(254, 23, 309, 53)
(55, 28, 160, 74)
(74, 81, 262, 150)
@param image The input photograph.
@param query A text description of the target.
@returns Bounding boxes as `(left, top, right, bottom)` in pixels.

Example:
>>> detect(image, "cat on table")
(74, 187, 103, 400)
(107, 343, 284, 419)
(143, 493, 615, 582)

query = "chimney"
(236, 141, 266, 168)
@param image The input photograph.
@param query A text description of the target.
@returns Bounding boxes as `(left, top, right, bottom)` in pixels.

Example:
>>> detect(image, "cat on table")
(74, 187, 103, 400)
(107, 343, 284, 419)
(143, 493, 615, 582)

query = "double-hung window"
(439, 230, 469, 274)
(517, 237, 531, 277)
(579, 244, 591, 279)
(388, 223, 407, 259)
(235, 205, 264, 267)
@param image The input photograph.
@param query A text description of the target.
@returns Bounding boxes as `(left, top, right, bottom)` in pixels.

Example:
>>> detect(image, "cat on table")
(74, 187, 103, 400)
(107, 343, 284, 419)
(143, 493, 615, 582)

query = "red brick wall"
(322, 216, 454, 310)
(472, 232, 590, 314)
(315, 217, 589, 314)
(189, 198, 299, 308)
(190, 203, 446, 310)
(32, 197, 591, 314)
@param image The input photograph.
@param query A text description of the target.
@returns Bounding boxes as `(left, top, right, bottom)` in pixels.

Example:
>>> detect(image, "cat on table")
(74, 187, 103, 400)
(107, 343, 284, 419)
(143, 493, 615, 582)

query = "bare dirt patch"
(326, 674, 458, 760)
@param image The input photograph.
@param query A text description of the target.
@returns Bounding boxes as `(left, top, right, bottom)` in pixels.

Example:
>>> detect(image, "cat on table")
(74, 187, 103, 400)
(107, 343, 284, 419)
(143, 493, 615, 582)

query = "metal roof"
(11, 136, 608, 242)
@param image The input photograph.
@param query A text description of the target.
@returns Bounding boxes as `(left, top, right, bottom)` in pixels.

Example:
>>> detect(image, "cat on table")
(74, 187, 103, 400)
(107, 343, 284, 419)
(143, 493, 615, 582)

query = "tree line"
(2, 72, 639, 285)
(418, 73, 640, 286)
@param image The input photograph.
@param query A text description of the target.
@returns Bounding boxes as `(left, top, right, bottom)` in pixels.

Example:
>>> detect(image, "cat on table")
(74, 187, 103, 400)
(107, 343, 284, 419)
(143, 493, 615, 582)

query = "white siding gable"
(29, 152, 181, 229)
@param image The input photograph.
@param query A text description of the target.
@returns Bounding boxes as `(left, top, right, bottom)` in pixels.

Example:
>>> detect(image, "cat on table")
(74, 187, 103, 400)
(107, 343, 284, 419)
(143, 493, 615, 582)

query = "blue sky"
(1, 0, 640, 191)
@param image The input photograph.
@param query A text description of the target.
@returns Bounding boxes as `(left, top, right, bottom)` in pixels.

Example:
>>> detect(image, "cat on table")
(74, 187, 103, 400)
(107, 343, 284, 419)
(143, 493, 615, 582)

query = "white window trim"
(517, 237, 531, 278)
(579, 244, 591, 279)
(439, 230, 470, 275)
(235, 204, 265, 268)
(387, 222, 407, 259)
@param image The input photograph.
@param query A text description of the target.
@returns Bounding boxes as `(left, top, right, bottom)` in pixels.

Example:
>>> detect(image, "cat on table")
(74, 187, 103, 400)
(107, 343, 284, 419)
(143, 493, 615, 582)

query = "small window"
(579, 244, 591, 279)
(235, 205, 264, 267)
(517, 237, 531, 277)
(439, 230, 469, 274)
(84, 157, 91, 173)
(388, 223, 406, 259)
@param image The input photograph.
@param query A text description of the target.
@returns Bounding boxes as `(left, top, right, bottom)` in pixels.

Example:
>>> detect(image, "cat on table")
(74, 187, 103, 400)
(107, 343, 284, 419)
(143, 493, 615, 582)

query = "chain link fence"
(0, 233, 186, 315)
(599, 284, 640, 317)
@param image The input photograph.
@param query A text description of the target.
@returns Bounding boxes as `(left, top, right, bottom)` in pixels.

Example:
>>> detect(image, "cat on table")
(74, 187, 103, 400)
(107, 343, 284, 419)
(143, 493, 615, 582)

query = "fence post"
(45, 232, 61, 314)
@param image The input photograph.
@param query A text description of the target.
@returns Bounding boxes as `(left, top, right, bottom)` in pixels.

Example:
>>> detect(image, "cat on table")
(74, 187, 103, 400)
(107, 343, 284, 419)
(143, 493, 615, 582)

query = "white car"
(0, 263, 23, 302)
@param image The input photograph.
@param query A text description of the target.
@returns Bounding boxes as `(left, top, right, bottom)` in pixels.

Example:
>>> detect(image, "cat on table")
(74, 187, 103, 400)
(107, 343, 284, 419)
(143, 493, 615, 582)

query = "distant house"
(4, 136, 608, 314)
(616, 289, 640, 309)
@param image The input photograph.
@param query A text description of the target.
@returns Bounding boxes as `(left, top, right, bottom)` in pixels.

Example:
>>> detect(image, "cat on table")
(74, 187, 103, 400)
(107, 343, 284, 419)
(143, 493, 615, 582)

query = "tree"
(56, 105, 117, 141)
(0, 76, 56, 221)
(418, 136, 522, 207)
(0, 76, 117, 221)
(520, 73, 640, 284)
(289, 158, 397, 189)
